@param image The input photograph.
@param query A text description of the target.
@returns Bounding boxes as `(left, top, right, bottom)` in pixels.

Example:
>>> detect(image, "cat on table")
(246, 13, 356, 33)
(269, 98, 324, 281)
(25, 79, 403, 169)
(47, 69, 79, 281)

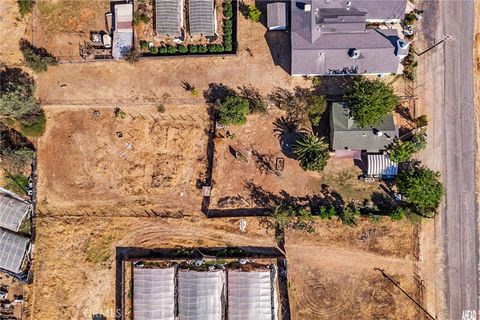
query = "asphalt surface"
(418, 0, 478, 318)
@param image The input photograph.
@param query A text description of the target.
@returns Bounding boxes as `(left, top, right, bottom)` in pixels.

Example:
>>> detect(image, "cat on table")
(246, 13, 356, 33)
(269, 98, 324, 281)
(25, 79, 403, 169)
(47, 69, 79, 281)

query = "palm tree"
(293, 133, 330, 172)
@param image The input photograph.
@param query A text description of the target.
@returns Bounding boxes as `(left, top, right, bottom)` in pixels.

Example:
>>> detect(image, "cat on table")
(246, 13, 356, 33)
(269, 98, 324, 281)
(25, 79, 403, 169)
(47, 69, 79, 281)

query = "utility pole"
(374, 268, 436, 320)
(416, 34, 454, 56)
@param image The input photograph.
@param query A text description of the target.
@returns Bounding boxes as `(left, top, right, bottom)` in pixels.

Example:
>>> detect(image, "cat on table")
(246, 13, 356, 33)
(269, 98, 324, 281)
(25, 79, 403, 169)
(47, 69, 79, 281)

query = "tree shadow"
(0, 66, 35, 95)
(238, 0, 249, 18)
(19, 39, 57, 61)
(181, 81, 195, 91)
(203, 83, 236, 104)
(312, 76, 356, 99)
(273, 116, 306, 158)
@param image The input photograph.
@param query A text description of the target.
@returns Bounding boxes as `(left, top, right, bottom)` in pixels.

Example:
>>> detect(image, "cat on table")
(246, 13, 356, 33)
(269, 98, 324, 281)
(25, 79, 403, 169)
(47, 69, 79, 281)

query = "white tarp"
(367, 154, 398, 178)
(178, 270, 224, 320)
(133, 267, 175, 320)
(228, 270, 275, 320)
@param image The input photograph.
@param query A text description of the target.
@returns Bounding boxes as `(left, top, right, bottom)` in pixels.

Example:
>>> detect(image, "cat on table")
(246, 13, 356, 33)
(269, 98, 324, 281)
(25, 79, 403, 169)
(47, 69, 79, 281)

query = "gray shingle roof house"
(189, 0, 215, 36)
(330, 102, 397, 152)
(290, 0, 408, 75)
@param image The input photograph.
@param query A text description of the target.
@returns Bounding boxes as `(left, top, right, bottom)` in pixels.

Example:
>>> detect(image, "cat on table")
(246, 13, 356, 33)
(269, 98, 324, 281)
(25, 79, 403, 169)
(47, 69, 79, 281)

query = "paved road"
(418, 0, 478, 318)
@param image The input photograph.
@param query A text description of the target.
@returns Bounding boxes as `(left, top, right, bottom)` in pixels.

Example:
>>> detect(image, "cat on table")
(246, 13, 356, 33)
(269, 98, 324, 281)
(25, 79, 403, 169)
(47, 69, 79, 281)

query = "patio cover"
(178, 270, 224, 320)
(228, 270, 276, 320)
(367, 154, 398, 178)
(133, 267, 175, 320)
(0, 189, 30, 232)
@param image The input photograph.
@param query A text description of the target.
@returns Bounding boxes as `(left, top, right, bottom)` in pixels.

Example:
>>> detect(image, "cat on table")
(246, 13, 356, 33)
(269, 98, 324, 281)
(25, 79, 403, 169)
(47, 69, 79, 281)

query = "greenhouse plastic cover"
(228, 270, 276, 320)
(133, 267, 175, 320)
(178, 270, 225, 320)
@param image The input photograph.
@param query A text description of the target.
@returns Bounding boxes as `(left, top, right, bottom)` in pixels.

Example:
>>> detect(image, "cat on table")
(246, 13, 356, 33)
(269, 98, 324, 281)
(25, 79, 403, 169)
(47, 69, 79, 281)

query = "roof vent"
(346, 1, 352, 10)
(349, 48, 360, 59)
(376, 131, 383, 137)
(304, 4, 311, 11)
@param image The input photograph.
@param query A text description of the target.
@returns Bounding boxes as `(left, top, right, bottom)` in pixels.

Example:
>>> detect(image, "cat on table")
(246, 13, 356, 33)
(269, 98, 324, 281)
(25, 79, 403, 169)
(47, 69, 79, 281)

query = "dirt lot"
(36, 105, 209, 216)
(210, 110, 383, 210)
(286, 218, 419, 320)
(32, 0, 110, 60)
(35, 13, 303, 104)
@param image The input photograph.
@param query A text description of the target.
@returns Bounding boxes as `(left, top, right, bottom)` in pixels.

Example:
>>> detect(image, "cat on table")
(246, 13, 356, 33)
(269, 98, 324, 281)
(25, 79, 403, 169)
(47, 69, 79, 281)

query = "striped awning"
(367, 154, 398, 178)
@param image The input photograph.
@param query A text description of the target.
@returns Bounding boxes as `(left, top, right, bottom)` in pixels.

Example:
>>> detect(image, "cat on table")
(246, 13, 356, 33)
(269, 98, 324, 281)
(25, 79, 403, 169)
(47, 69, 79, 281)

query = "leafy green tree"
(0, 67, 39, 117)
(248, 4, 261, 22)
(414, 114, 428, 128)
(397, 166, 444, 217)
(218, 96, 250, 125)
(389, 206, 405, 221)
(388, 130, 427, 163)
(19, 39, 57, 72)
(309, 95, 326, 126)
(19, 109, 46, 136)
(238, 85, 267, 114)
(344, 77, 399, 127)
(133, 11, 150, 25)
(388, 140, 416, 163)
(318, 206, 336, 220)
(293, 134, 330, 172)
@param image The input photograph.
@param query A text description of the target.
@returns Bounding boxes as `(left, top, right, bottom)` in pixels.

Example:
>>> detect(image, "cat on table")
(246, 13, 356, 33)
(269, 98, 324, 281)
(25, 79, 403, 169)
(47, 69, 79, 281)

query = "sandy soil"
(36, 105, 209, 216)
(0, 0, 30, 66)
(286, 218, 419, 320)
(211, 110, 382, 209)
(30, 216, 275, 320)
(34, 14, 304, 104)
(32, 0, 110, 60)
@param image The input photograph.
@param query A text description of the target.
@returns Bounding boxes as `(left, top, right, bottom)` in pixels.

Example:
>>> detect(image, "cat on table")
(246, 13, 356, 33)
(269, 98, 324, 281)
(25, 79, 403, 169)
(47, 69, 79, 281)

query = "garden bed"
(134, 0, 238, 56)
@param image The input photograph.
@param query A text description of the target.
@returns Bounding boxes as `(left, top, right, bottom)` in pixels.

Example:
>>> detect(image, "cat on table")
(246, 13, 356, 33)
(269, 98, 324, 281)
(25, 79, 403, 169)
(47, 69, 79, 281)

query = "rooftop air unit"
(349, 48, 360, 59)
(304, 4, 312, 11)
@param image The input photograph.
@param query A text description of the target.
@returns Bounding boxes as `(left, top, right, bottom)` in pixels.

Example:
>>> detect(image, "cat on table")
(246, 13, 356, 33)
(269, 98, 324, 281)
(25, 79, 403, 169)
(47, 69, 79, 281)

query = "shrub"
(19, 109, 46, 136)
(318, 206, 336, 220)
(159, 46, 168, 54)
(178, 45, 188, 53)
(309, 95, 326, 126)
(248, 4, 261, 22)
(405, 12, 417, 25)
(339, 203, 360, 227)
(167, 46, 177, 54)
(140, 40, 149, 50)
(223, 0, 233, 19)
(224, 19, 233, 35)
(149, 46, 158, 54)
(133, 11, 150, 26)
(198, 45, 208, 53)
(18, 0, 34, 17)
(224, 42, 233, 52)
(223, 34, 232, 45)
(389, 207, 405, 221)
(414, 115, 428, 128)
(157, 104, 166, 113)
(19, 39, 58, 72)
(293, 134, 330, 172)
(218, 95, 250, 125)
(189, 45, 198, 53)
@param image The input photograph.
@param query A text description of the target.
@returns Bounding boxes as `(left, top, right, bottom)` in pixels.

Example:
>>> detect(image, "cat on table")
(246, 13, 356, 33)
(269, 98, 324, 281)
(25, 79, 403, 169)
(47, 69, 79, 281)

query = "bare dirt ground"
(286, 218, 419, 320)
(30, 216, 275, 320)
(0, 0, 29, 66)
(35, 14, 304, 104)
(36, 105, 209, 216)
(211, 110, 382, 210)
(32, 0, 110, 60)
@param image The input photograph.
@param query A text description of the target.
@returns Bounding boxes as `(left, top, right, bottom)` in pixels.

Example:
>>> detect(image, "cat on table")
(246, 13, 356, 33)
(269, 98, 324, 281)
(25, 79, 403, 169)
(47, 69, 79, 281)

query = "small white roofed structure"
(0, 229, 29, 274)
(367, 154, 398, 178)
(133, 267, 175, 320)
(0, 188, 30, 232)
(228, 270, 277, 320)
(267, 2, 287, 30)
(112, 3, 133, 59)
(178, 270, 224, 320)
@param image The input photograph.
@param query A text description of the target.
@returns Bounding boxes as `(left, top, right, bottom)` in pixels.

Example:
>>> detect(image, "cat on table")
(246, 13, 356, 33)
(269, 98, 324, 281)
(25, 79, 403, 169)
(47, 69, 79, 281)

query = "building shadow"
(264, 30, 291, 74)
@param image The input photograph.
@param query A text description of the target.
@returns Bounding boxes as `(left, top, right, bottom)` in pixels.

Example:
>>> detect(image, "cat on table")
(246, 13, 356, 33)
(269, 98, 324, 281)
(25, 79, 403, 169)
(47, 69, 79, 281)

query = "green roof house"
(329, 102, 397, 153)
